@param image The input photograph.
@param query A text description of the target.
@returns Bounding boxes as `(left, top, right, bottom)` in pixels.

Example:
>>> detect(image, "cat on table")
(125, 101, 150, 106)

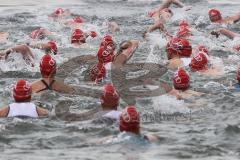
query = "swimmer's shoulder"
(143, 134, 162, 143)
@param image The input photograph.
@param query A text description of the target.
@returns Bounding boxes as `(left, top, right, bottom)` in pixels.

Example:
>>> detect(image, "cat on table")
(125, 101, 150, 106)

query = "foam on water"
(152, 95, 190, 114)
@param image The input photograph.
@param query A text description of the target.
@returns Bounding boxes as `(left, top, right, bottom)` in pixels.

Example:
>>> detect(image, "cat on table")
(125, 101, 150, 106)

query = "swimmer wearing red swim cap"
(0, 80, 49, 118)
(208, 9, 240, 24)
(211, 28, 240, 53)
(0, 45, 35, 67)
(28, 40, 58, 55)
(71, 29, 97, 46)
(31, 54, 75, 94)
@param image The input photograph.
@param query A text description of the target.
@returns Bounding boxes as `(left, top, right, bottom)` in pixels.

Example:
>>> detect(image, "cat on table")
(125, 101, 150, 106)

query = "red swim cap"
(166, 38, 192, 59)
(73, 16, 85, 23)
(30, 28, 45, 39)
(189, 52, 208, 72)
(198, 45, 209, 55)
(101, 84, 119, 109)
(100, 35, 115, 49)
(237, 67, 240, 82)
(97, 46, 115, 63)
(13, 80, 32, 102)
(40, 54, 57, 78)
(176, 26, 191, 38)
(48, 41, 58, 55)
(71, 29, 86, 44)
(119, 106, 140, 134)
(179, 20, 189, 27)
(54, 8, 64, 15)
(90, 63, 106, 82)
(234, 44, 240, 52)
(173, 68, 190, 90)
(208, 9, 222, 22)
(89, 31, 97, 38)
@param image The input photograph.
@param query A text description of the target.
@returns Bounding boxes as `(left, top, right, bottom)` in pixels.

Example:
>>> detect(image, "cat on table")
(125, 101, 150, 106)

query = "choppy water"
(0, 0, 240, 159)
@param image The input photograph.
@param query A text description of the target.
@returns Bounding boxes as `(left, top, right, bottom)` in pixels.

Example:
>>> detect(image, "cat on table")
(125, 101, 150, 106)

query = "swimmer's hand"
(211, 31, 220, 38)
(183, 5, 192, 11)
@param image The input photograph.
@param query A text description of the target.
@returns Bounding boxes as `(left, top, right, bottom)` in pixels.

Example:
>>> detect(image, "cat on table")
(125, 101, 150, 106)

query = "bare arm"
(36, 107, 49, 117)
(218, 28, 238, 39)
(222, 13, 240, 24)
(0, 106, 9, 117)
(155, 0, 184, 13)
(53, 80, 76, 94)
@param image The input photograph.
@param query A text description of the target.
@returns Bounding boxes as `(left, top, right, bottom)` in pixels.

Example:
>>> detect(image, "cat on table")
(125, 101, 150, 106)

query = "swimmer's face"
(209, 15, 221, 22)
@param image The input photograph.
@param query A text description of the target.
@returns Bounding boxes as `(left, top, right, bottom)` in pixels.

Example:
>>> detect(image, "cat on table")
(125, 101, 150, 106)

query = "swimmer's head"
(90, 62, 106, 82)
(101, 84, 119, 110)
(173, 68, 190, 91)
(100, 35, 116, 51)
(73, 16, 85, 23)
(13, 80, 32, 102)
(54, 8, 64, 15)
(197, 45, 209, 55)
(208, 9, 222, 22)
(189, 52, 208, 72)
(71, 29, 86, 44)
(234, 44, 240, 52)
(47, 41, 58, 55)
(166, 38, 192, 59)
(40, 54, 57, 78)
(179, 20, 189, 27)
(30, 28, 44, 40)
(119, 106, 140, 135)
(97, 46, 115, 63)
(176, 26, 191, 38)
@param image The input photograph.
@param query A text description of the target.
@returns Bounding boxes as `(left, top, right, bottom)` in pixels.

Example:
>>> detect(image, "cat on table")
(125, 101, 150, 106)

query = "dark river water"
(0, 0, 240, 159)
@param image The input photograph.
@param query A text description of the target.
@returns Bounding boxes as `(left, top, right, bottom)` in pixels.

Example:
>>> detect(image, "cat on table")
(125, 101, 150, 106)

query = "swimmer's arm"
(53, 80, 75, 94)
(0, 106, 9, 117)
(160, 82, 182, 100)
(36, 107, 49, 117)
(124, 40, 139, 60)
(156, 0, 184, 13)
(218, 28, 238, 39)
(145, 134, 162, 143)
(222, 13, 240, 24)
(28, 43, 49, 50)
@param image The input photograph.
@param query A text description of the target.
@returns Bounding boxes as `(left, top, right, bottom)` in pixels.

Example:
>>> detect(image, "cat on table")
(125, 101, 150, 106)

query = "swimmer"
(189, 51, 223, 77)
(30, 28, 54, 40)
(31, 54, 75, 94)
(0, 80, 49, 118)
(211, 28, 240, 52)
(71, 29, 97, 47)
(145, 0, 191, 37)
(0, 45, 35, 66)
(0, 32, 9, 43)
(166, 37, 192, 70)
(176, 20, 192, 39)
(49, 8, 72, 19)
(28, 41, 58, 55)
(98, 106, 161, 144)
(55, 84, 121, 121)
(63, 16, 85, 29)
(89, 39, 139, 82)
(208, 9, 240, 24)
(171, 68, 203, 99)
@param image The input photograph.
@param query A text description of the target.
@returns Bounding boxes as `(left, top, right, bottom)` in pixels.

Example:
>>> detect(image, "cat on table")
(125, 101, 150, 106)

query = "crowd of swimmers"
(0, 0, 240, 143)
